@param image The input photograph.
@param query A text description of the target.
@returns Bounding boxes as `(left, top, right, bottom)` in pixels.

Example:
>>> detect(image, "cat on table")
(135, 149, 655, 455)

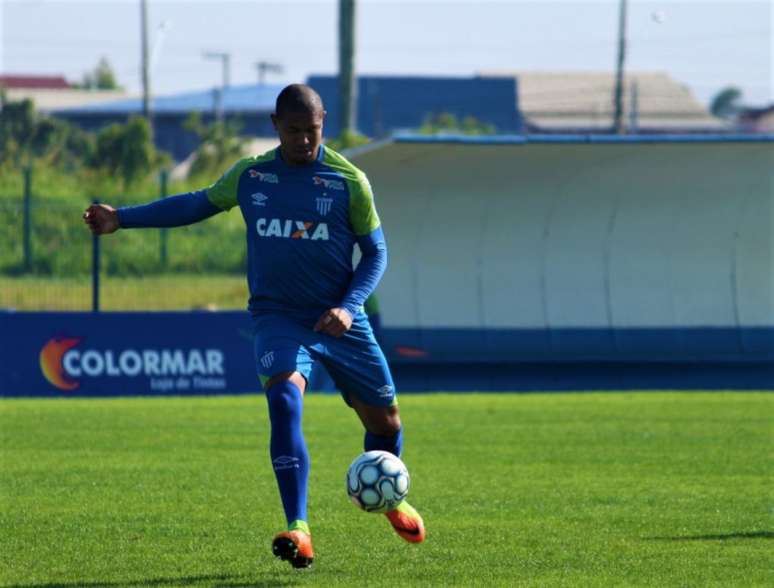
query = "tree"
(324, 129, 370, 152)
(93, 117, 159, 186)
(78, 57, 122, 90)
(183, 112, 247, 179)
(710, 87, 743, 119)
(418, 112, 496, 135)
(0, 97, 95, 167)
(0, 98, 37, 162)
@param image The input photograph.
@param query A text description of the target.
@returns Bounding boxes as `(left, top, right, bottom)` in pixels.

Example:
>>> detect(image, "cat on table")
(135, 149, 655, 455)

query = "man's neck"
(280, 145, 320, 167)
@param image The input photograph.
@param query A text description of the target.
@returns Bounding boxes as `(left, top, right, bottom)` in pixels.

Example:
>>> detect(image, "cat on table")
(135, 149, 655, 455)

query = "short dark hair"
(275, 84, 324, 118)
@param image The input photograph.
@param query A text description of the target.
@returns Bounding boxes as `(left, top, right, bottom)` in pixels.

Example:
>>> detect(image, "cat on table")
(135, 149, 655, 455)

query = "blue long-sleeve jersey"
(117, 145, 387, 322)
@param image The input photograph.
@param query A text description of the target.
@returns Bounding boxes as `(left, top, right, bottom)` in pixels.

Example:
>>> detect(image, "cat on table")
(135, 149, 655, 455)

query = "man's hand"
(314, 307, 353, 338)
(83, 204, 120, 236)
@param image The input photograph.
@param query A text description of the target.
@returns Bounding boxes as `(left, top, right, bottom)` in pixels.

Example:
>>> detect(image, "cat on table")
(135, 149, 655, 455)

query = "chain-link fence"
(1, 187, 249, 311)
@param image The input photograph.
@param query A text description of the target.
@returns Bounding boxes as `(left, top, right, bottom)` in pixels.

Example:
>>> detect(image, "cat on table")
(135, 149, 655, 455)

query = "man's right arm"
(83, 190, 223, 235)
(84, 159, 246, 235)
(116, 190, 222, 228)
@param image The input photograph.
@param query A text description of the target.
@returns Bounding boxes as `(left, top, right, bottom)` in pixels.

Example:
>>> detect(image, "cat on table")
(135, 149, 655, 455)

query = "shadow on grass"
(645, 530, 774, 542)
(7, 572, 301, 588)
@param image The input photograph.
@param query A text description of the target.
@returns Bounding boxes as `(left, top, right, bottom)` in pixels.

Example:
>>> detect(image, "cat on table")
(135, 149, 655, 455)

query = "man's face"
(272, 109, 325, 165)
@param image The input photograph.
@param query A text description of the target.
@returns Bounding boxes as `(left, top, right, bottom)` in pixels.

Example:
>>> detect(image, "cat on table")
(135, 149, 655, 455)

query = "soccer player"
(82, 84, 425, 569)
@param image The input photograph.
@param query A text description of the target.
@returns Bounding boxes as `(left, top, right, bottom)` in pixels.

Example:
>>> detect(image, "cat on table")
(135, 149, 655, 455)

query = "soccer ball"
(346, 450, 410, 513)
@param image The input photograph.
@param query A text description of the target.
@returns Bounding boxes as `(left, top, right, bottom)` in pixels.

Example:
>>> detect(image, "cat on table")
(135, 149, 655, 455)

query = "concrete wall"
(350, 136, 773, 366)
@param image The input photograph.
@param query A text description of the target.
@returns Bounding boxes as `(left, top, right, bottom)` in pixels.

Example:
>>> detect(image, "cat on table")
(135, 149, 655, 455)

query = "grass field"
(1, 392, 771, 587)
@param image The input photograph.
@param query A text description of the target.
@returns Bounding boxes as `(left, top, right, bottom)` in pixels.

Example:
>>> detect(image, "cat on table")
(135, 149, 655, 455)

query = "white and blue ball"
(346, 450, 410, 513)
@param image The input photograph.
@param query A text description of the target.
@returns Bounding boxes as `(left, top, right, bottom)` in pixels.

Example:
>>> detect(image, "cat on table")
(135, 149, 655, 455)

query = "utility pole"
(612, 0, 628, 134)
(204, 51, 231, 89)
(338, 0, 357, 137)
(203, 51, 230, 124)
(140, 0, 152, 125)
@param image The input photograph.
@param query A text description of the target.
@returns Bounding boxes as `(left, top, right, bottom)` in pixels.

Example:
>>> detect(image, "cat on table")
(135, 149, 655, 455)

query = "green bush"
(0, 194, 246, 278)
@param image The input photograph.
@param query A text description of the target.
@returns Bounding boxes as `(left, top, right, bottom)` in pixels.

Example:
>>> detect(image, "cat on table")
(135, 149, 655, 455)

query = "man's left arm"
(314, 169, 385, 337)
(314, 228, 387, 337)
(342, 227, 387, 316)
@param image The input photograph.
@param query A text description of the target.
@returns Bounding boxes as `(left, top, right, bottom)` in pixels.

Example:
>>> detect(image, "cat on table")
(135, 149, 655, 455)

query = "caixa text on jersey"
(256, 218, 329, 241)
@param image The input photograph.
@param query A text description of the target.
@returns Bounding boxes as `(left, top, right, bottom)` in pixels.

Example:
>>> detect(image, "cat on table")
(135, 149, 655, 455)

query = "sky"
(1, 0, 771, 107)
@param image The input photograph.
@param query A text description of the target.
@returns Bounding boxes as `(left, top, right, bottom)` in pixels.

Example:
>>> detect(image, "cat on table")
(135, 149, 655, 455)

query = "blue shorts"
(252, 311, 397, 407)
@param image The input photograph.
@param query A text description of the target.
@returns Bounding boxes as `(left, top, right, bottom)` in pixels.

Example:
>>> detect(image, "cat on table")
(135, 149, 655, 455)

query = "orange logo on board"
(39, 337, 82, 391)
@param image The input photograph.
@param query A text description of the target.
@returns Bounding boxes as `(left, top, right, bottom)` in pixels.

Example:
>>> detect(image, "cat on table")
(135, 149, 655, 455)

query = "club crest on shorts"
(260, 350, 275, 369)
(316, 197, 333, 216)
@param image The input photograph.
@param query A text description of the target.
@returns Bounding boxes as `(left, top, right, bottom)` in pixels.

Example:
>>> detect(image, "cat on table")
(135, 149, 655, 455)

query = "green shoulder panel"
(206, 150, 276, 210)
(322, 147, 381, 236)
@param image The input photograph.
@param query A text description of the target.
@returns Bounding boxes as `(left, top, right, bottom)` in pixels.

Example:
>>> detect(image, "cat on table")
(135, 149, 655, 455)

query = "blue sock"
(266, 380, 309, 528)
(364, 427, 403, 458)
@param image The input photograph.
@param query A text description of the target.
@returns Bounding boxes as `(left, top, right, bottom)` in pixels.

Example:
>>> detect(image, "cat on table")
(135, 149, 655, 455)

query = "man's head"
(271, 84, 325, 166)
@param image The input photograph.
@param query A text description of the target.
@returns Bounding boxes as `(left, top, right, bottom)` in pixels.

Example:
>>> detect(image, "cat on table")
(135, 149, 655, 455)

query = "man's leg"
(348, 396, 425, 543)
(322, 311, 425, 544)
(265, 371, 315, 568)
(265, 371, 309, 531)
(349, 395, 403, 457)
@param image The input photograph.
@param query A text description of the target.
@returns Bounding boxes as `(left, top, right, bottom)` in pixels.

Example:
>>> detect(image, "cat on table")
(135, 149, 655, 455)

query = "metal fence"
(0, 177, 248, 311)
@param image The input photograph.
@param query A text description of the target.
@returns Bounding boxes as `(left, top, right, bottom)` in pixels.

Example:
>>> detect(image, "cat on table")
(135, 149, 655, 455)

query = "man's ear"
(270, 113, 278, 130)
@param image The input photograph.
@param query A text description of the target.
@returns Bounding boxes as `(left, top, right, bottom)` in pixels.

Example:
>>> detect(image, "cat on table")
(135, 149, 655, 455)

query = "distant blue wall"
(308, 75, 522, 137)
(3, 311, 769, 396)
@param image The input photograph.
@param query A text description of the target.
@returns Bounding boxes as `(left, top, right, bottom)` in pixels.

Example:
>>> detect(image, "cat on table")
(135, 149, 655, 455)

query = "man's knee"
(365, 406, 401, 436)
(265, 371, 306, 393)
(265, 373, 305, 417)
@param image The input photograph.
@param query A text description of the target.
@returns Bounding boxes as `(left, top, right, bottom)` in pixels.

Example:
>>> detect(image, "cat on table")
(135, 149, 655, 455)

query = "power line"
(255, 61, 283, 86)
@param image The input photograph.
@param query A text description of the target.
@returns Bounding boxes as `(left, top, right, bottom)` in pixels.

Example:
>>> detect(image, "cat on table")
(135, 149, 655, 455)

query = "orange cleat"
(385, 501, 426, 543)
(272, 530, 314, 569)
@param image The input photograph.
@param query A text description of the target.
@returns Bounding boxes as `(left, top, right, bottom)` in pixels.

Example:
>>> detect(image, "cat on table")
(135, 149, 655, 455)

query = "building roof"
(56, 83, 283, 115)
(738, 105, 774, 132)
(481, 71, 727, 131)
(0, 74, 70, 89)
(5, 88, 131, 112)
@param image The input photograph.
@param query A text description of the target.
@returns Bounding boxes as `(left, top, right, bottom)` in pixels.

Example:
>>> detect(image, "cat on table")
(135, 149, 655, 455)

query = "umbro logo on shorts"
(377, 385, 394, 397)
(251, 192, 268, 206)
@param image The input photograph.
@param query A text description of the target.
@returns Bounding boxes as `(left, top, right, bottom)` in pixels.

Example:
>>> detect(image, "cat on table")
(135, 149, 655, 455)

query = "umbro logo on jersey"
(316, 197, 333, 216)
(251, 192, 268, 206)
(256, 218, 329, 241)
(248, 170, 279, 183)
(313, 176, 345, 191)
